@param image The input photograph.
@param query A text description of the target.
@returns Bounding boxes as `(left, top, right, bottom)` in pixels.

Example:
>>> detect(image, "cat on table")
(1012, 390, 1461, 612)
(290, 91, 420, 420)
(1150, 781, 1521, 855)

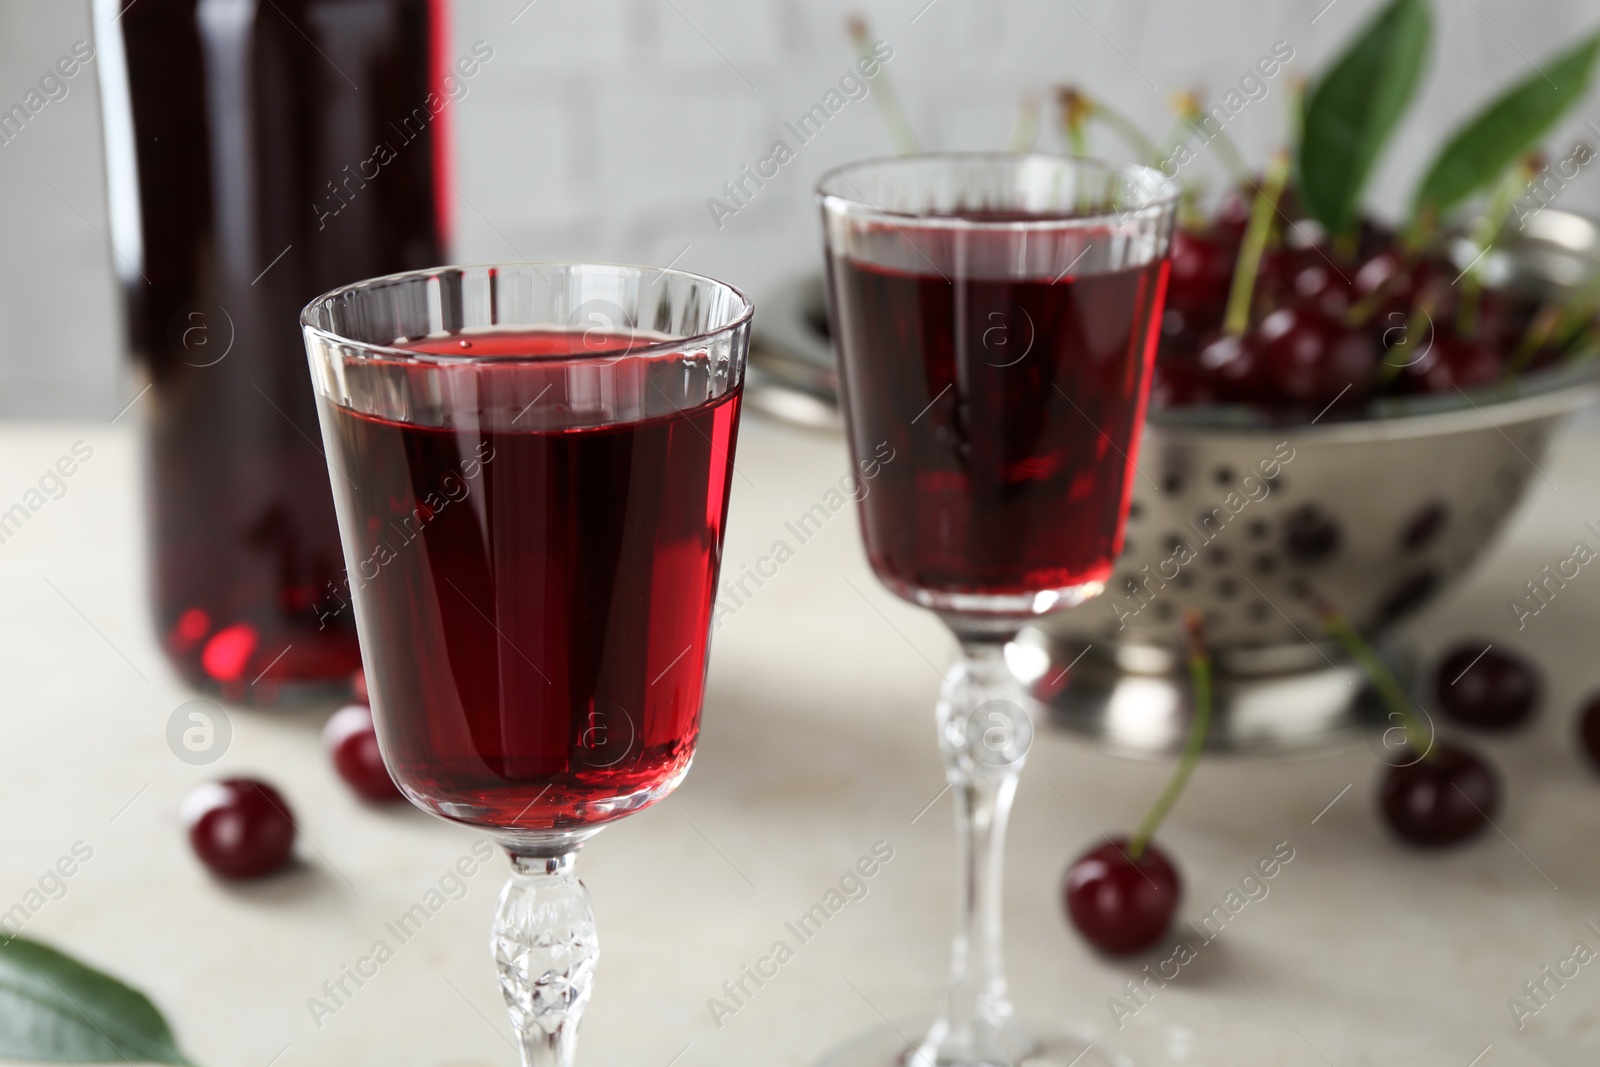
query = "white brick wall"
(3, 0, 1600, 417)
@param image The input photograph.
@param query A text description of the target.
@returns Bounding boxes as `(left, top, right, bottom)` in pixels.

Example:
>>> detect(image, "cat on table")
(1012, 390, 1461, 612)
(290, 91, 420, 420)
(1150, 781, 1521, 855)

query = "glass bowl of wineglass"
(301, 262, 752, 1066)
(817, 153, 1178, 1067)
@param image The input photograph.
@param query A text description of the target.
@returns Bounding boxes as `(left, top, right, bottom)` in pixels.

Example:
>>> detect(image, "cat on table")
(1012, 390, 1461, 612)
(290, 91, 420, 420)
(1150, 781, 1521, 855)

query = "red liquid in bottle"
(101, 0, 448, 699)
(826, 256, 1168, 608)
(319, 332, 742, 832)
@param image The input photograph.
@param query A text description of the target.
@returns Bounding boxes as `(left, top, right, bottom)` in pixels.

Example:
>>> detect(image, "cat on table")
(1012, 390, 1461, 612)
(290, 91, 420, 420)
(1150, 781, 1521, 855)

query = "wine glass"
(817, 154, 1177, 1067)
(301, 263, 752, 1066)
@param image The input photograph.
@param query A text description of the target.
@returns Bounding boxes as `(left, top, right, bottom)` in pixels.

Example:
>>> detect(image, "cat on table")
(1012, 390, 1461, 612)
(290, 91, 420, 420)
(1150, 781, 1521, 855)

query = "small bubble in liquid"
(458, 340, 472, 350)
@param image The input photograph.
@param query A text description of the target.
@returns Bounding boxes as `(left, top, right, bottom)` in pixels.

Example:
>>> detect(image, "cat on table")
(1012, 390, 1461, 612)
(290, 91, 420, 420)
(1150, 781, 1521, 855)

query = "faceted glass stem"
(917, 633, 1034, 1067)
(492, 851, 600, 1067)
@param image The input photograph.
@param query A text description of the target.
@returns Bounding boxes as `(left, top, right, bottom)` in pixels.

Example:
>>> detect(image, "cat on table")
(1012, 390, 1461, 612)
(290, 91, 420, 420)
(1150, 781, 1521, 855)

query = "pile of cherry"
(1151, 186, 1559, 414)
(1065, 642, 1600, 955)
(183, 675, 401, 880)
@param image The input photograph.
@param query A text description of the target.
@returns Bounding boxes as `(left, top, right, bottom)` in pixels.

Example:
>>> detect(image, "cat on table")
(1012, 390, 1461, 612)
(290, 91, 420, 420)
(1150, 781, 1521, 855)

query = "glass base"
(818, 1019, 1131, 1067)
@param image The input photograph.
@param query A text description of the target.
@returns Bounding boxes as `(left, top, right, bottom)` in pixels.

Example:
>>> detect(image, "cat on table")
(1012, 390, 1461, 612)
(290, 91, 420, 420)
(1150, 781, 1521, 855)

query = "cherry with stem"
(1063, 615, 1209, 955)
(1302, 584, 1502, 847)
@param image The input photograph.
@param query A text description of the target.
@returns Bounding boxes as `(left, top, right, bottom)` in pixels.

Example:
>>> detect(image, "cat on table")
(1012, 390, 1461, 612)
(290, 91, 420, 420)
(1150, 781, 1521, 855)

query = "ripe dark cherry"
(325, 704, 403, 802)
(1353, 249, 1406, 299)
(1354, 250, 1426, 310)
(1150, 357, 1216, 408)
(1253, 246, 1302, 308)
(1526, 344, 1566, 372)
(1254, 303, 1378, 407)
(1397, 332, 1502, 394)
(1380, 742, 1499, 847)
(1356, 252, 1454, 329)
(1434, 645, 1540, 730)
(1292, 261, 1359, 317)
(1254, 244, 1346, 314)
(1196, 330, 1273, 404)
(1063, 838, 1181, 955)
(1475, 291, 1540, 353)
(182, 779, 296, 879)
(1168, 229, 1238, 328)
(1355, 219, 1397, 259)
(1159, 307, 1208, 351)
(1578, 696, 1600, 771)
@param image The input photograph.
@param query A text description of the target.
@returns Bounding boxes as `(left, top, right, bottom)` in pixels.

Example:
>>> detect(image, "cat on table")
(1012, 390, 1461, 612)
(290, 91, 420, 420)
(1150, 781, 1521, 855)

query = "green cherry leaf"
(0, 937, 195, 1065)
(1414, 30, 1600, 216)
(1298, 0, 1433, 236)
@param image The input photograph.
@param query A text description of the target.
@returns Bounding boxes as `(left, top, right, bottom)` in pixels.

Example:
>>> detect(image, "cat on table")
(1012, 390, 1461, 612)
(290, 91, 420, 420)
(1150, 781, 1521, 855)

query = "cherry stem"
(1127, 615, 1211, 861)
(1223, 149, 1289, 337)
(1304, 587, 1432, 759)
(1377, 287, 1439, 386)
(1056, 87, 1092, 157)
(1158, 104, 1205, 229)
(1193, 120, 1251, 184)
(1556, 268, 1600, 334)
(1176, 184, 1208, 232)
(1565, 331, 1600, 366)
(1459, 159, 1536, 337)
(1092, 101, 1160, 165)
(1502, 301, 1563, 383)
(1173, 91, 1248, 182)
(1155, 109, 1192, 159)
(1400, 201, 1440, 255)
(1007, 94, 1041, 153)
(848, 17, 920, 155)
(1504, 275, 1600, 387)
(1284, 78, 1306, 156)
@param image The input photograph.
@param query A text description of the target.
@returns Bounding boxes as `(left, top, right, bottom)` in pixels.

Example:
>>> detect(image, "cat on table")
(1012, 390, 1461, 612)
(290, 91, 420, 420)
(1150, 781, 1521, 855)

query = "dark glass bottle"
(95, 0, 451, 702)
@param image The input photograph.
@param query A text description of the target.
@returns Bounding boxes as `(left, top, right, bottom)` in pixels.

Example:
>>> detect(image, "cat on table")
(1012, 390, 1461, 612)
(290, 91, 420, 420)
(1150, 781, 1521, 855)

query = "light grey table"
(1, 413, 1596, 1066)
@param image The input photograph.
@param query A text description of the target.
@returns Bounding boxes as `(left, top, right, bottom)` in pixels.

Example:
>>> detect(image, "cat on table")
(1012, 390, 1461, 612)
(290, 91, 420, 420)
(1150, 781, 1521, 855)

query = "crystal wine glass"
(817, 154, 1177, 1067)
(301, 263, 752, 1065)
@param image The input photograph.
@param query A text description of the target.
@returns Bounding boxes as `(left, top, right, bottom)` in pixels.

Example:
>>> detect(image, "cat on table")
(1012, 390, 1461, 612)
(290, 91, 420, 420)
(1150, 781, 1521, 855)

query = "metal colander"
(1043, 382, 1587, 663)
(1018, 209, 1600, 753)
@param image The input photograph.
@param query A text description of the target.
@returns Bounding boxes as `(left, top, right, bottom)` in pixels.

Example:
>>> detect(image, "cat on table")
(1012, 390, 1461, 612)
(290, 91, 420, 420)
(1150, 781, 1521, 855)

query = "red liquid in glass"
(827, 256, 1168, 605)
(106, 0, 448, 698)
(321, 332, 741, 832)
